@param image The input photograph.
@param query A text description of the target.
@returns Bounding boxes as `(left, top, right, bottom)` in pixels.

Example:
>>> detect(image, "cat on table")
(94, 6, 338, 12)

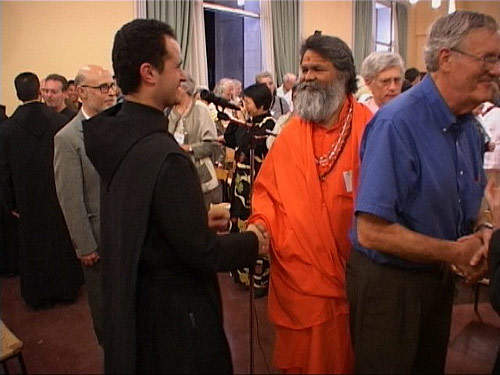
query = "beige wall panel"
(407, 0, 500, 70)
(415, 35, 428, 71)
(1, 1, 134, 116)
(303, 0, 353, 48)
(459, 0, 500, 21)
(406, 1, 417, 69)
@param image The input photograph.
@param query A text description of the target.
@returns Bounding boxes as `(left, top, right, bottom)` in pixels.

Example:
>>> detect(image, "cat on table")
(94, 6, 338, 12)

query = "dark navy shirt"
(350, 75, 485, 268)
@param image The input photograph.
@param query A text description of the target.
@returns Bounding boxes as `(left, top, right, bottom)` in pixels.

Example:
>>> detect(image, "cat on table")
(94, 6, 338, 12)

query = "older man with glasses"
(359, 51, 405, 113)
(348, 11, 500, 374)
(53, 65, 117, 345)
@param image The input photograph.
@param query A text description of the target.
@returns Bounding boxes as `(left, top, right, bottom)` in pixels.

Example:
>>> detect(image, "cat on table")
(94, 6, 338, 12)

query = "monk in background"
(249, 34, 372, 373)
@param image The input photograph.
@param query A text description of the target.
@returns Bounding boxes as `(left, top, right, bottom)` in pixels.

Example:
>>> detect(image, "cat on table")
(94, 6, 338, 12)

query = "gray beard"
(294, 79, 346, 125)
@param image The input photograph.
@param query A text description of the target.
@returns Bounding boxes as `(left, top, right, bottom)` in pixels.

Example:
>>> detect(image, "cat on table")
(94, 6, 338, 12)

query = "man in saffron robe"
(249, 34, 372, 373)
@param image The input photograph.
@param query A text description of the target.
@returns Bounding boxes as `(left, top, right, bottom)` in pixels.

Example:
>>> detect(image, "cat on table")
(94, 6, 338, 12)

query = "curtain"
(260, 0, 275, 80)
(354, 0, 373, 72)
(135, 0, 146, 19)
(146, 0, 193, 69)
(184, 0, 208, 87)
(270, 0, 300, 85)
(395, 1, 408, 64)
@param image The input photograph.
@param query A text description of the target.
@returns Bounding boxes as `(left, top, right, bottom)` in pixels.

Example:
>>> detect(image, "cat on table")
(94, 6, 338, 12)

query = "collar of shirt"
(81, 107, 91, 120)
(420, 75, 458, 133)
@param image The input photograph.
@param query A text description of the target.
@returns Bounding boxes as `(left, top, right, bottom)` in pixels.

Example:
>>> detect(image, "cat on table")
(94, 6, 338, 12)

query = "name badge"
(174, 132, 185, 145)
(343, 170, 353, 193)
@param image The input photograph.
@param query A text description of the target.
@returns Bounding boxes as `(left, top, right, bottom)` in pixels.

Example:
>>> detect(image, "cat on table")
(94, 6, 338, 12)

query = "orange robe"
(249, 96, 372, 373)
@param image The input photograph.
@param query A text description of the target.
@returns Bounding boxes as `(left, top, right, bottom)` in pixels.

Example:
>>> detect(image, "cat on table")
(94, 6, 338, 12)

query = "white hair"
(360, 52, 404, 81)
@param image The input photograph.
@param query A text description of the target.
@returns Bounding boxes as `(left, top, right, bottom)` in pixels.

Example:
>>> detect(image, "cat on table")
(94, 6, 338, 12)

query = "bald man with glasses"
(54, 65, 117, 345)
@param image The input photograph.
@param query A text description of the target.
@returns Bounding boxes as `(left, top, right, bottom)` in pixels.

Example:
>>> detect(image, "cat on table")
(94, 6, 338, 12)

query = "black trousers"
(493, 349, 500, 374)
(346, 249, 455, 374)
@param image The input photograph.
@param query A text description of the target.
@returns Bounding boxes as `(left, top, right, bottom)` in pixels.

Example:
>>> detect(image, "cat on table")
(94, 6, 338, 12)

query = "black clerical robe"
(83, 101, 258, 374)
(0, 102, 83, 307)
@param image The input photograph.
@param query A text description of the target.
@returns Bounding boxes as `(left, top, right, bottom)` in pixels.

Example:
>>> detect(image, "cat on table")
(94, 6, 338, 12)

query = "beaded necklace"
(314, 103, 353, 181)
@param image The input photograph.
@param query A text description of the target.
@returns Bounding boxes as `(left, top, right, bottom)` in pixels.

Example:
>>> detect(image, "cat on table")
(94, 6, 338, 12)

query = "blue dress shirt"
(350, 75, 485, 269)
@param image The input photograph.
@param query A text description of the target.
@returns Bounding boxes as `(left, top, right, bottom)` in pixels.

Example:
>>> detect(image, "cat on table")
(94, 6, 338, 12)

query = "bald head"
(75, 65, 116, 117)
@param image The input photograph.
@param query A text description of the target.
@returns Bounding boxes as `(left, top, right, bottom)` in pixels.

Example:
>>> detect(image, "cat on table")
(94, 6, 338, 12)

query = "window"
(203, 0, 262, 89)
(375, 1, 394, 52)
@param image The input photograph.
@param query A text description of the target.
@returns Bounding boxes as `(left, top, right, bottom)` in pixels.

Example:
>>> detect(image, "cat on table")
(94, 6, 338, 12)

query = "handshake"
(207, 204, 271, 255)
(454, 233, 489, 284)
(247, 223, 270, 256)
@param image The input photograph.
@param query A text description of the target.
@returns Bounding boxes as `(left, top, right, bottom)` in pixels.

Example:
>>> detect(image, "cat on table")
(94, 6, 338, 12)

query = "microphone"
(200, 89, 241, 111)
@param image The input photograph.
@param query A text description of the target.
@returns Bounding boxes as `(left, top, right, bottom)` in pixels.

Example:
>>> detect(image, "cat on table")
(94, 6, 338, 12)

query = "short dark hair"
(14, 72, 40, 102)
(401, 79, 413, 93)
(405, 68, 420, 82)
(45, 73, 69, 91)
(243, 83, 273, 111)
(68, 79, 76, 86)
(300, 34, 357, 94)
(112, 19, 176, 95)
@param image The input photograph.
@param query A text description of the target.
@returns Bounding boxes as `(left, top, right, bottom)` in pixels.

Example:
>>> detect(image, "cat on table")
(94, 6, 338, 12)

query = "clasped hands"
(247, 223, 270, 256)
(454, 177, 500, 283)
(207, 205, 270, 255)
(456, 230, 489, 284)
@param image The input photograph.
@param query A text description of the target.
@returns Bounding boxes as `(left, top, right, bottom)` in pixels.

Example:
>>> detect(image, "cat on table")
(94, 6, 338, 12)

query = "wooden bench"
(1, 320, 27, 374)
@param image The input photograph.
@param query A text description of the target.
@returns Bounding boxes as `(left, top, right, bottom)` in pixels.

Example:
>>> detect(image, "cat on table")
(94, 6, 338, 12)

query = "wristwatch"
(475, 222, 494, 232)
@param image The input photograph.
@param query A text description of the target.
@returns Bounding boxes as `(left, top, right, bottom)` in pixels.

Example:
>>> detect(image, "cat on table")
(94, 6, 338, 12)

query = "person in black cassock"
(0, 73, 83, 308)
(83, 19, 269, 374)
(0, 104, 19, 276)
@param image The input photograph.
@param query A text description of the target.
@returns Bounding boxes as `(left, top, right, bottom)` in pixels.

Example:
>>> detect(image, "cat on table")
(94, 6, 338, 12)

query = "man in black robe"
(0, 72, 83, 308)
(0, 105, 18, 276)
(83, 19, 268, 374)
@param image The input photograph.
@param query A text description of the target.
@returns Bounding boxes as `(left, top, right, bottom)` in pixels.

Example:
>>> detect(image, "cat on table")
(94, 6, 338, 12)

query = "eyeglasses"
(376, 77, 403, 87)
(81, 82, 116, 94)
(450, 48, 500, 68)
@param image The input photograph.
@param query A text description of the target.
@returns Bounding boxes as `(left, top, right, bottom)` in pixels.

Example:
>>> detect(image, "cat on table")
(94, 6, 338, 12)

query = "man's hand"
(79, 251, 100, 267)
(454, 236, 487, 283)
(247, 223, 270, 256)
(180, 144, 192, 153)
(468, 226, 492, 267)
(208, 203, 231, 233)
(10, 210, 19, 219)
(485, 177, 500, 227)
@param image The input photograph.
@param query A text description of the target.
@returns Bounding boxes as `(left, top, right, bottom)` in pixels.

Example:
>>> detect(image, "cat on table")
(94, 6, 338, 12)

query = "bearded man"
(248, 34, 372, 374)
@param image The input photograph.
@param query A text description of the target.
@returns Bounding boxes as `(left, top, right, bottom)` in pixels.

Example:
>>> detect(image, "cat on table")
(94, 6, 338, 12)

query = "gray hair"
(360, 52, 404, 81)
(232, 79, 242, 90)
(424, 11, 498, 72)
(255, 71, 274, 84)
(213, 78, 233, 97)
(282, 72, 296, 83)
(180, 72, 196, 96)
(194, 85, 208, 97)
(74, 71, 86, 86)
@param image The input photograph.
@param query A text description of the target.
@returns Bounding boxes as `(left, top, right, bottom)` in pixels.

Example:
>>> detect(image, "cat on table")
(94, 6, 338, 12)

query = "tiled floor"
(1, 274, 499, 374)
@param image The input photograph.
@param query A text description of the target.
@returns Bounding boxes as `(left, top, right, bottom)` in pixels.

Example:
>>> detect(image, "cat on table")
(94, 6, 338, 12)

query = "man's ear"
(438, 48, 453, 73)
(139, 62, 157, 85)
(365, 78, 374, 91)
(77, 86, 86, 100)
